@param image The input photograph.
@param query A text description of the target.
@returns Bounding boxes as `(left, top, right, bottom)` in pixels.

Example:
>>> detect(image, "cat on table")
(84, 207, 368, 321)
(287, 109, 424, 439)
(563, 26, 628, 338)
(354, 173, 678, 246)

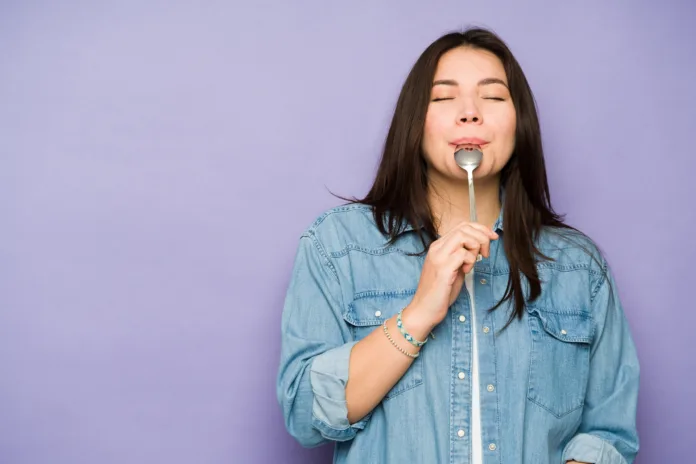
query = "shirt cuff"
(563, 433, 627, 464)
(309, 341, 371, 441)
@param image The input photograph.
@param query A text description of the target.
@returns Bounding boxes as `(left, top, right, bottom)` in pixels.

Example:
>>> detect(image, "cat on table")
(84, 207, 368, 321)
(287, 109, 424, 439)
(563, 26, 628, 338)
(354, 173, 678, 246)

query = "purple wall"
(2, 1, 694, 463)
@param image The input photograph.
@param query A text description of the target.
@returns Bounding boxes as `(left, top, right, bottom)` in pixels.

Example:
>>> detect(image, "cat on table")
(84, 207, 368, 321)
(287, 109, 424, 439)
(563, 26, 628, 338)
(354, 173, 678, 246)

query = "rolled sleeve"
(277, 232, 371, 448)
(563, 433, 627, 464)
(310, 341, 371, 441)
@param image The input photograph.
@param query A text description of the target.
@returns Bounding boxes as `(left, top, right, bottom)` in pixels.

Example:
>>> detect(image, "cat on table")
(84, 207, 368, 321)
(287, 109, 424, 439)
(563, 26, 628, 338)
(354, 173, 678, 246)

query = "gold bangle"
(383, 321, 419, 359)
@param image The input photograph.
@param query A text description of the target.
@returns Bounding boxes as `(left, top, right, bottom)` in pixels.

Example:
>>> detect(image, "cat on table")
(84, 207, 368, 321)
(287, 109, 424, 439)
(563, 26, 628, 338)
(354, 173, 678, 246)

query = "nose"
(457, 99, 482, 125)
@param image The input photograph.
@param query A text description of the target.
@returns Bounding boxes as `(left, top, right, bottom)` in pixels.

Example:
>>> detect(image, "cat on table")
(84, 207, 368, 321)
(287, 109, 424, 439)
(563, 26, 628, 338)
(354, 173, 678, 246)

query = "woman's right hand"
(402, 221, 499, 336)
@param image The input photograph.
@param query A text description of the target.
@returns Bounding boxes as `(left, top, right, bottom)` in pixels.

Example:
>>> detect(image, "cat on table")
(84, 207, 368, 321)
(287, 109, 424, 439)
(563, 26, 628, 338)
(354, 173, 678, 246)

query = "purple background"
(1, 1, 694, 463)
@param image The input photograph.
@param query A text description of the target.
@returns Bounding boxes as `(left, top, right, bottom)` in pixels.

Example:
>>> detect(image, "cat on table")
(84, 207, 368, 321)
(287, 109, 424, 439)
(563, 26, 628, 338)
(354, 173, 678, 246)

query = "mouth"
(449, 137, 490, 152)
(450, 142, 489, 152)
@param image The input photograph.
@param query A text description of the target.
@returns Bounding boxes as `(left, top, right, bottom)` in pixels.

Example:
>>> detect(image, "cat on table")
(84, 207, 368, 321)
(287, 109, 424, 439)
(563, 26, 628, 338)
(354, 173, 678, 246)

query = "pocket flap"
(344, 291, 414, 327)
(527, 307, 594, 344)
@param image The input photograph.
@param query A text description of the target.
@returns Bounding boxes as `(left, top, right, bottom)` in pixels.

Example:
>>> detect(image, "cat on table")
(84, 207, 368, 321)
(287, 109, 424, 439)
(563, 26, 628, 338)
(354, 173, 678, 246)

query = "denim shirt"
(276, 203, 639, 464)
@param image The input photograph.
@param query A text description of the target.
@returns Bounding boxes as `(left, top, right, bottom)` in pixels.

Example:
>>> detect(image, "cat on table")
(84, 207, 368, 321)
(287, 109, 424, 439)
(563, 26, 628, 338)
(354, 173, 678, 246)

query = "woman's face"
(422, 46, 517, 182)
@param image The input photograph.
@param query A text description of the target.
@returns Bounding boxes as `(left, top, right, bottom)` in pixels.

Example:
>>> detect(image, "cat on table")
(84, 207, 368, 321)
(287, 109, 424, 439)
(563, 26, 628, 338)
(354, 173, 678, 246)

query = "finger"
(464, 222, 499, 240)
(448, 220, 499, 240)
(438, 231, 482, 257)
(457, 223, 497, 258)
(462, 261, 475, 274)
(446, 247, 478, 274)
(442, 227, 491, 258)
(460, 255, 476, 275)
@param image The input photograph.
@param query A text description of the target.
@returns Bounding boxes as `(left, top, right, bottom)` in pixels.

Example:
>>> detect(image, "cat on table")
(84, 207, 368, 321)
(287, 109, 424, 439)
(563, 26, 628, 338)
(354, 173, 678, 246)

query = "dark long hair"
(335, 27, 588, 326)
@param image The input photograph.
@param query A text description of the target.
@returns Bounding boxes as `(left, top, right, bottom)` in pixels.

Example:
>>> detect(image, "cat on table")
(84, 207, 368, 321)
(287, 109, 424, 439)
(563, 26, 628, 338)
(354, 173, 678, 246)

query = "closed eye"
(432, 97, 454, 102)
(484, 97, 505, 101)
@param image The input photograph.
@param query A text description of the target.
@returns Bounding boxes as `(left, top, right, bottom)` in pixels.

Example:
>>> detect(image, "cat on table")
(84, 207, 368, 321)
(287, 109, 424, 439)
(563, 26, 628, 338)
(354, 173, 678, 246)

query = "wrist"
(400, 304, 437, 342)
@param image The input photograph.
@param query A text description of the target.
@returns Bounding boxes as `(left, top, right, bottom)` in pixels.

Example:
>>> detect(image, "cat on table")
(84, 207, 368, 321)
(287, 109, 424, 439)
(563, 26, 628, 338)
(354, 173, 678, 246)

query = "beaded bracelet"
(396, 309, 428, 347)
(383, 321, 419, 359)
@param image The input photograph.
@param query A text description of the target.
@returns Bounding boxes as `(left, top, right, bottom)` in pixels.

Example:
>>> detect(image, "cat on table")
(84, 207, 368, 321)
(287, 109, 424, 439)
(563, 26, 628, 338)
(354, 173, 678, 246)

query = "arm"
(278, 221, 495, 446)
(345, 304, 430, 423)
(276, 233, 426, 446)
(562, 260, 640, 464)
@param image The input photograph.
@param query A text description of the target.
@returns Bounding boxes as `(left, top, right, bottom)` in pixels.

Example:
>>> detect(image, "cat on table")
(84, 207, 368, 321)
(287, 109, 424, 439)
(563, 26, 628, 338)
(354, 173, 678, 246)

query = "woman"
(276, 27, 639, 464)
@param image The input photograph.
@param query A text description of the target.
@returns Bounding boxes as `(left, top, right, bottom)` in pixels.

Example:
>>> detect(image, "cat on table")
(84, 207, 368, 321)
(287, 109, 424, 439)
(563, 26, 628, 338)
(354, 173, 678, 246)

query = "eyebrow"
(432, 77, 509, 89)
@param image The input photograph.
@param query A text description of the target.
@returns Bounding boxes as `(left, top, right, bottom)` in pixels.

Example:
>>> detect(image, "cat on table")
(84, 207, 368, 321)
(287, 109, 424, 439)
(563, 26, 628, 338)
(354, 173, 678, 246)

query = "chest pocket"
(343, 291, 423, 400)
(527, 306, 595, 418)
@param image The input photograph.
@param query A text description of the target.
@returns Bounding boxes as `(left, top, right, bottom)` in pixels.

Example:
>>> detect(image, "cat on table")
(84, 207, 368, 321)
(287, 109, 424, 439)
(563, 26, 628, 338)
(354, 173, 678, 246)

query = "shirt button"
(458, 372, 466, 380)
(483, 326, 490, 334)
(487, 384, 495, 392)
(480, 278, 487, 285)
(457, 430, 465, 438)
(560, 329, 567, 335)
(459, 315, 466, 322)
(375, 311, 382, 317)
(489, 443, 497, 451)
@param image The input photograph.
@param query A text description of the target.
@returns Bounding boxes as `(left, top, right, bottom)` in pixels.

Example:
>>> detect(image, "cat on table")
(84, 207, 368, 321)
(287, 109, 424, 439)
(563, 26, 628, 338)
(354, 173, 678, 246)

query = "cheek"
(491, 111, 516, 151)
(422, 113, 446, 157)
(424, 113, 444, 139)
(488, 111, 516, 168)
(502, 109, 517, 142)
(423, 113, 447, 144)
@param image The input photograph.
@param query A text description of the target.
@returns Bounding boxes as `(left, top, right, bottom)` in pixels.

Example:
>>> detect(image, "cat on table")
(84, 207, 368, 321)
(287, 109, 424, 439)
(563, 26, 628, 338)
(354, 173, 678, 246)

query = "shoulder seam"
(302, 231, 339, 281)
(307, 204, 372, 231)
(590, 256, 609, 303)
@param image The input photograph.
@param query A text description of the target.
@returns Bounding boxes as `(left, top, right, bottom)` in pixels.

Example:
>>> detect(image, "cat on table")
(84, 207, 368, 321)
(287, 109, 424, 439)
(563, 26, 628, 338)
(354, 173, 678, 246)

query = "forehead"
(433, 47, 507, 82)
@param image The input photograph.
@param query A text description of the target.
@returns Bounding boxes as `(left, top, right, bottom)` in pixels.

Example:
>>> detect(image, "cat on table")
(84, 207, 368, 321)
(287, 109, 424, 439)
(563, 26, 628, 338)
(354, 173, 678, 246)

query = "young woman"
(276, 27, 639, 464)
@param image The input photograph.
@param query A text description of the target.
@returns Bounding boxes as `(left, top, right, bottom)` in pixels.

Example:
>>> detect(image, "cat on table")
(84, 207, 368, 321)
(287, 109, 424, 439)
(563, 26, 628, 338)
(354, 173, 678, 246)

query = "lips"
(450, 137, 489, 145)
(449, 137, 489, 151)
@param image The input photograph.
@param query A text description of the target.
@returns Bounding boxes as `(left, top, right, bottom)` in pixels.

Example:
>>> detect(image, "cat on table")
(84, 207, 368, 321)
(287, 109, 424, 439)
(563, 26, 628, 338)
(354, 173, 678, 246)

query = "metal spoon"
(454, 148, 484, 262)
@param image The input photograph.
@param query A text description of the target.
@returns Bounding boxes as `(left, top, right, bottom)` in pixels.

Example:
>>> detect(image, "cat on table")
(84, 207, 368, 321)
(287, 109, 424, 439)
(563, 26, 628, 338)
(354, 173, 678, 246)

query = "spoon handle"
(467, 170, 477, 223)
(467, 169, 482, 264)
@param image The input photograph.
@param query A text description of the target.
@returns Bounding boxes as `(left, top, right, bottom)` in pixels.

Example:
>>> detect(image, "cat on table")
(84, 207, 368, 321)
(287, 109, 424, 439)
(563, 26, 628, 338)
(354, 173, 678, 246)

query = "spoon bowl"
(454, 148, 483, 170)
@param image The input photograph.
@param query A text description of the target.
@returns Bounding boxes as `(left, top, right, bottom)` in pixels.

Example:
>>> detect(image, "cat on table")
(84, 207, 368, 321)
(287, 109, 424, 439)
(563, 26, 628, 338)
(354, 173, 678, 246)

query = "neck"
(427, 172, 502, 236)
